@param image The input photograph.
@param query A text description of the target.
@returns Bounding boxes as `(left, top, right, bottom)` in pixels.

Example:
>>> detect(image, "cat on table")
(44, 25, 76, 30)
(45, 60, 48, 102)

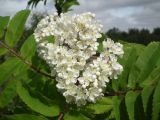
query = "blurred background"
(0, 0, 160, 45)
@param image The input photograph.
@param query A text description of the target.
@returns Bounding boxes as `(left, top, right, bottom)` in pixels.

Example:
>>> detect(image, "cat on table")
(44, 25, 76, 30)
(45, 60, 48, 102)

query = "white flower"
(34, 12, 124, 106)
(103, 38, 124, 57)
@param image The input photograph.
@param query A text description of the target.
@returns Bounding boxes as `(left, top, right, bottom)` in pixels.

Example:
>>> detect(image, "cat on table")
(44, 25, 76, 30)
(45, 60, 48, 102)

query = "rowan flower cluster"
(34, 12, 124, 106)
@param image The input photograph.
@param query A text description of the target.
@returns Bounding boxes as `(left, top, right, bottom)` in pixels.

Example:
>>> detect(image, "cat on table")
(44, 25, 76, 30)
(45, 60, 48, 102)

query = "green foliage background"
(0, 0, 160, 120)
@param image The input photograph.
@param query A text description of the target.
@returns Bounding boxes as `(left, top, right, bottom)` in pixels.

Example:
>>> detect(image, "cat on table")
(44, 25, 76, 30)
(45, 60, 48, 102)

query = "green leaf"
(85, 97, 113, 114)
(64, 111, 89, 120)
(13, 35, 37, 76)
(141, 66, 160, 87)
(119, 97, 129, 120)
(0, 47, 8, 56)
(97, 33, 106, 53)
(97, 42, 104, 53)
(0, 79, 17, 108)
(118, 46, 139, 89)
(108, 111, 115, 120)
(125, 91, 145, 120)
(137, 43, 160, 83)
(112, 96, 129, 120)
(20, 35, 36, 61)
(5, 10, 30, 47)
(121, 41, 145, 53)
(112, 43, 144, 91)
(128, 42, 160, 88)
(0, 57, 20, 85)
(43, 35, 55, 43)
(0, 16, 10, 38)
(1, 114, 48, 120)
(112, 96, 121, 120)
(142, 86, 154, 113)
(125, 91, 137, 120)
(28, 0, 47, 8)
(17, 81, 60, 117)
(62, 0, 79, 12)
(0, 16, 10, 55)
(142, 86, 154, 120)
(152, 80, 160, 120)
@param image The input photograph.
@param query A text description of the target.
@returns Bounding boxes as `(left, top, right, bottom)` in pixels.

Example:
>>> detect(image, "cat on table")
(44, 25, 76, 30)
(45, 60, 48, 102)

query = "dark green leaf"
(0, 16, 10, 55)
(0, 16, 10, 38)
(119, 97, 129, 120)
(0, 57, 20, 85)
(28, 0, 47, 8)
(152, 80, 160, 120)
(125, 91, 145, 120)
(1, 114, 48, 120)
(112, 96, 129, 120)
(142, 86, 154, 113)
(133, 93, 145, 120)
(0, 79, 17, 108)
(62, 0, 79, 12)
(142, 86, 154, 120)
(17, 81, 60, 117)
(0, 47, 8, 56)
(112, 96, 121, 120)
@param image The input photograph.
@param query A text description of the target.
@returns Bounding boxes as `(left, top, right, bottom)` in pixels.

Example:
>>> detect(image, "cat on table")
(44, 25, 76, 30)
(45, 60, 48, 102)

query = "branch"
(104, 87, 143, 96)
(58, 112, 64, 120)
(57, 103, 69, 120)
(0, 41, 54, 79)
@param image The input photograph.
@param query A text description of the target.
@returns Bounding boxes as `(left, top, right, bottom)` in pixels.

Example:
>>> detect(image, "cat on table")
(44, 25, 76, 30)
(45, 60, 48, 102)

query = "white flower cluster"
(34, 12, 124, 106)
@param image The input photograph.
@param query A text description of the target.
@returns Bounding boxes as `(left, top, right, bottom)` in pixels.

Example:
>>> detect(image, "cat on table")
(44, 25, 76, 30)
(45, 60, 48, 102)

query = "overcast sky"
(0, 0, 160, 31)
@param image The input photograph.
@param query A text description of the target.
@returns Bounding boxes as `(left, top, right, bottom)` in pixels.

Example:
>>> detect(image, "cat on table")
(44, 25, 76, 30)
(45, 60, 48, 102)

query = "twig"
(104, 87, 143, 96)
(58, 112, 64, 120)
(0, 41, 54, 79)
(57, 103, 69, 120)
